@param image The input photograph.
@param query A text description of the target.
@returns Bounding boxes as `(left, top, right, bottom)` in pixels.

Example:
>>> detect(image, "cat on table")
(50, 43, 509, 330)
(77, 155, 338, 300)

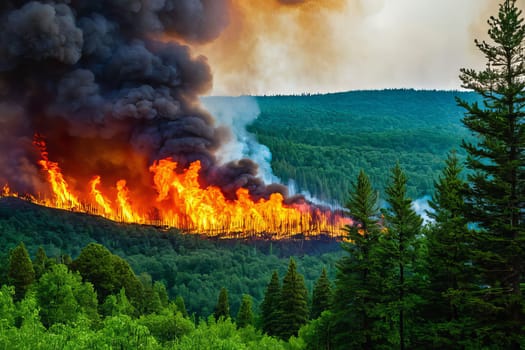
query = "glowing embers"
(29, 140, 349, 238)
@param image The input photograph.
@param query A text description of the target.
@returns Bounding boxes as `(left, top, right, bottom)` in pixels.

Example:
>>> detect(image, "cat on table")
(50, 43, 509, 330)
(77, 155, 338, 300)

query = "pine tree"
(153, 281, 169, 308)
(332, 169, 385, 349)
(214, 287, 230, 320)
(7, 242, 35, 301)
(33, 246, 48, 280)
(261, 270, 281, 336)
(422, 152, 477, 348)
(382, 163, 423, 350)
(457, 1, 525, 347)
(175, 296, 188, 318)
(278, 258, 308, 340)
(236, 294, 254, 328)
(311, 268, 332, 320)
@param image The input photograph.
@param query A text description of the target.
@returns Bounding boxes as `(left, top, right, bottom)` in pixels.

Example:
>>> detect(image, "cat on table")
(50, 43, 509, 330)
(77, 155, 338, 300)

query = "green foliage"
(8, 242, 35, 301)
(236, 294, 254, 328)
(310, 268, 332, 320)
(138, 311, 194, 344)
(138, 272, 163, 315)
(100, 288, 135, 317)
(211, 90, 481, 203)
(332, 170, 386, 349)
(175, 296, 188, 318)
(173, 316, 287, 350)
(33, 246, 50, 279)
(71, 243, 143, 309)
(278, 258, 309, 340)
(154, 281, 169, 308)
(261, 270, 281, 336)
(0, 285, 15, 328)
(457, 1, 525, 348)
(381, 164, 424, 349)
(34, 264, 98, 327)
(94, 315, 158, 349)
(420, 152, 479, 347)
(298, 311, 335, 350)
(214, 287, 230, 320)
(0, 197, 343, 317)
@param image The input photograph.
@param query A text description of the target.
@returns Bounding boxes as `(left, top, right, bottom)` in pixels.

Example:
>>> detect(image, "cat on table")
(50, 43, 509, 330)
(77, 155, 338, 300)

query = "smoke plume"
(0, 0, 295, 205)
(192, 0, 504, 95)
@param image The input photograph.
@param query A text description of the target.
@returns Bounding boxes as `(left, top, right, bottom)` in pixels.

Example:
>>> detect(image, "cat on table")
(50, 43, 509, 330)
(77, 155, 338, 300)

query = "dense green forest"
(248, 89, 481, 203)
(0, 198, 343, 318)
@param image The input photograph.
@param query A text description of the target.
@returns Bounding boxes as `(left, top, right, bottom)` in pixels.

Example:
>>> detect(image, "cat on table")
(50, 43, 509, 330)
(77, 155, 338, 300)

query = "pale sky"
(194, 0, 510, 95)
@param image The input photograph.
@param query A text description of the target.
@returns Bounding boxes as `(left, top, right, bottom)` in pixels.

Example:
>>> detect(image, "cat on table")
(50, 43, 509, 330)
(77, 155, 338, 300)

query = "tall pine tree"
(311, 267, 332, 320)
(457, 1, 525, 348)
(7, 242, 35, 301)
(261, 270, 281, 336)
(236, 294, 254, 328)
(278, 258, 308, 340)
(382, 163, 422, 350)
(214, 287, 230, 320)
(33, 246, 49, 280)
(332, 169, 385, 349)
(422, 151, 477, 349)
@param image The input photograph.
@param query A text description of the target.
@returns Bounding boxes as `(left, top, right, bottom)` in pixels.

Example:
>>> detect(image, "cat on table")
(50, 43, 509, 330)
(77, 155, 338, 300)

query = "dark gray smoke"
(0, 0, 294, 202)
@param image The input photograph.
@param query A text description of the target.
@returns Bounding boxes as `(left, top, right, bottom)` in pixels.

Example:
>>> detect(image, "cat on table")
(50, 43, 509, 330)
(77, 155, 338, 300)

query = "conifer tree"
(236, 294, 254, 328)
(382, 163, 422, 350)
(457, 1, 525, 347)
(311, 268, 332, 320)
(214, 287, 230, 320)
(7, 242, 35, 301)
(175, 296, 188, 318)
(261, 270, 281, 336)
(33, 247, 49, 280)
(422, 152, 477, 348)
(278, 258, 308, 340)
(332, 169, 385, 349)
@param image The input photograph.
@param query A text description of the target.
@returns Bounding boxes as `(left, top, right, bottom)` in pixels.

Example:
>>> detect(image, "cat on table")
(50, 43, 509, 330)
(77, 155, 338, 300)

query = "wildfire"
(3, 140, 350, 239)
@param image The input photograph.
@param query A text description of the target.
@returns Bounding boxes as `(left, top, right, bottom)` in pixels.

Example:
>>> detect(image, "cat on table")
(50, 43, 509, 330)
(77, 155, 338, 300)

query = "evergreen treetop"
(214, 287, 230, 321)
(7, 242, 35, 301)
(261, 270, 281, 336)
(311, 267, 332, 320)
(457, 0, 525, 347)
(236, 294, 254, 328)
(278, 258, 308, 340)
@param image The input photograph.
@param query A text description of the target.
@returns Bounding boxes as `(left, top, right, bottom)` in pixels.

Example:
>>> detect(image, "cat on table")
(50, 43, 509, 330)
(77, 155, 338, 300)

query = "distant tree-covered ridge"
(206, 89, 481, 203)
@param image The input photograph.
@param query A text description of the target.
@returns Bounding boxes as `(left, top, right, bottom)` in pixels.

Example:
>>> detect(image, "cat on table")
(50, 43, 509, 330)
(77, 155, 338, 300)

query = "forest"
(249, 89, 481, 203)
(1, 0, 525, 349)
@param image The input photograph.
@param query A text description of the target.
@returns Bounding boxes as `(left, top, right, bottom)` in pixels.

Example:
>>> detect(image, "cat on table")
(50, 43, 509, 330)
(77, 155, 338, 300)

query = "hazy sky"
(192, 0, 510, 95)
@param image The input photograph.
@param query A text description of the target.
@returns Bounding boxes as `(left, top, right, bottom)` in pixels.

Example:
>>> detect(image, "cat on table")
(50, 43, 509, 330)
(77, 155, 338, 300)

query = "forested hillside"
(0, 198, 342, 317)
(245, 90, 480, 203)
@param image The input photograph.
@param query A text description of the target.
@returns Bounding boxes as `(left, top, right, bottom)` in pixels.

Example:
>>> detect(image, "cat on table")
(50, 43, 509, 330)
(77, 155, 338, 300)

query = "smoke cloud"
(0, 0, 295, 205)
(192, 0, 505, 95)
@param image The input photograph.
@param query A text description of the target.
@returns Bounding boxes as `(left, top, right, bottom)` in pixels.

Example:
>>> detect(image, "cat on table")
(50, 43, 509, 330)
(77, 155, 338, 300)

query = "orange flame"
(89, 176, 112, 215)
(116, 179, 146, 224)
(33, 138, 80, 209)
(2, 184, 15, 197)
(8, 139, 351, 239)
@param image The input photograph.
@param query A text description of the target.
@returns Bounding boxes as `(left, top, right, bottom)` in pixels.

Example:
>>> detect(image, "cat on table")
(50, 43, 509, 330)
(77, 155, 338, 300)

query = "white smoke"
(412, 195, 433, 224)
(200, 96, 280, 184)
